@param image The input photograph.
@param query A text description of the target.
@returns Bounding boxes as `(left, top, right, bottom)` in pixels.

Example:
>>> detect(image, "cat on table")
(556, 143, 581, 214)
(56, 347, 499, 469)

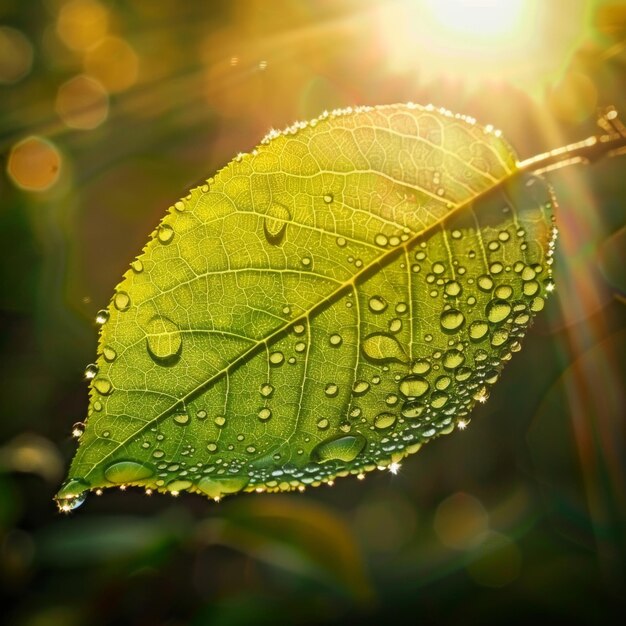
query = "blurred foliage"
(0, 0, 624, 624)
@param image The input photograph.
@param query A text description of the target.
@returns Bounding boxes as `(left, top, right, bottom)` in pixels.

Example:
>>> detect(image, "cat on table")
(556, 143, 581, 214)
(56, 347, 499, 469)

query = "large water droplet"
(440, 309, 465, 332)
(146, 315, 182, 362)
(104, 460, 155, 484)
(362, 333, 408, 364)
(399, 375, 429, 399)
(486, 299, 511, 324)
(311, 433, 366, 463)
(113, 291, 131, 312)
(258, 407, 271, 421)
(263, 204, 291, 244)
(444, 280, 462, 297)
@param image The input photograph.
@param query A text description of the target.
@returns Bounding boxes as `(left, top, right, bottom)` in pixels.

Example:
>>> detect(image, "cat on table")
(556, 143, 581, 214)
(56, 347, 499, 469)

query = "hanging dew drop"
(95, 310, 109, 325)
(263, 204, 291, 244)
(84, 363, 98, 380)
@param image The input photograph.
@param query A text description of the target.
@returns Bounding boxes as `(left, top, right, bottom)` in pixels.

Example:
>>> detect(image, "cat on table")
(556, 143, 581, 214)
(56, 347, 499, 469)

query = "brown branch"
(518, 132, 626, 176)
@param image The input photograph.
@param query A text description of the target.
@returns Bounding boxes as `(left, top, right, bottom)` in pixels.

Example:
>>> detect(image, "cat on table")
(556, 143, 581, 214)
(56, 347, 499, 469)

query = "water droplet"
(486, 299, 511, 324)
(214, 415, 226, 427)
(311, 434, 366, 463)
(362, 333, 408, 363)
(104, 460, 155, 484)
(352, 380, 370, 395)
(336, 237, 347, 247)
(93, 400, 102, 411)
(146, 315, 182, 363)
(93, 377, 112, 395)
(411, 359, 431, 375)
(401, 402, 425, 419)
(113, 291, 131, 311)
(173, 413, 189, 425)
(432, 262, 445, 275)
(440, 309, 465, 332)
(489, 262, 503, 275)
(386, 393, 399, 406)
(444, 281, 462, 297)
(442, 349, 465, 369)
(95, 309, 109, 325)
(323, 193, 334, 204)
(455, 366, 472, 381)
(294, 341, 306, 353)
(324, 383, 339, 397)
(545, 278, 556, 292)
(430, 391, 449, 408)
(468, 320, 489, 341)
(263, 204, 291, 244)
(374, 412, 396, 429)
(131, 259, 143, 273)
(368, 296, 387, 313)
(329, 333, 343, 347)
(102, 346, 117, 362)
(435, 375, 451, 390)
(388, 318, 402, 333)
(197, 475, 249, 499)
(530, 296, 544, 312)
(84, 363, 98, 380)
(494, 285, 513, 299)
(399, 375, 429, 399)
(301, 257, 311, 267)
(477, 275, 494, 291)
(260, 383, 274, 397)
(269, 351, 284, 366)
(157, 223, 174, 244)
(258, 407, 271, 421)
(521, 266, 536, 281)
(523, 280, 539, 297)
(375, 233, 388, 246)
(491, 328, 509, 347)
(316, 417, 329, 430)
(197, 410, 207, 419)
(207, 442, 217, 452)
(71, 422, 85, 438)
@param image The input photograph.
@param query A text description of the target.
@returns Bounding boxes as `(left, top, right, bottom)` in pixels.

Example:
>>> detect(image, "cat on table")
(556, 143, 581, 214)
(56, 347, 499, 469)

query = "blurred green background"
(1, 1, 625, 624)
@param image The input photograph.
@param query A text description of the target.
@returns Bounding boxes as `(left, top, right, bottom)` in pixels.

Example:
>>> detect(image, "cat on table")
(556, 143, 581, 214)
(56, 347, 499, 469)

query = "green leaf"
(56, 104, 557, 510)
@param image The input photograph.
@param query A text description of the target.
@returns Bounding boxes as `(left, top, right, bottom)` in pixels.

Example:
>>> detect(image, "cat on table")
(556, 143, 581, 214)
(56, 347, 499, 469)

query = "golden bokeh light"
(55, 74, 109, 129)
(0, 26, 34, 84)
(7, 136, 62, 192)
(433, 492, 489, 550)
(83, 36, 139, 92)
(56, 0, 109, 52)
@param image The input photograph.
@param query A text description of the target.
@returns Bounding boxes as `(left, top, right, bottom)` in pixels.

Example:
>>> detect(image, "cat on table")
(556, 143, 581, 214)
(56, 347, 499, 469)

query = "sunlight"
(423, 0, 526, 41)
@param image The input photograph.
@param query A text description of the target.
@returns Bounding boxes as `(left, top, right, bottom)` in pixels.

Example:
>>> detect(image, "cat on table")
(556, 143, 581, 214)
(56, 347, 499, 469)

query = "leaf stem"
(518, 132, 626, 175)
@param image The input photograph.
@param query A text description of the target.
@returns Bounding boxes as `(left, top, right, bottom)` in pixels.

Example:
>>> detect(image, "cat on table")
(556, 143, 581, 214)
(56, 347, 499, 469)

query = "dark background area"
(0, 1, 624, 624)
